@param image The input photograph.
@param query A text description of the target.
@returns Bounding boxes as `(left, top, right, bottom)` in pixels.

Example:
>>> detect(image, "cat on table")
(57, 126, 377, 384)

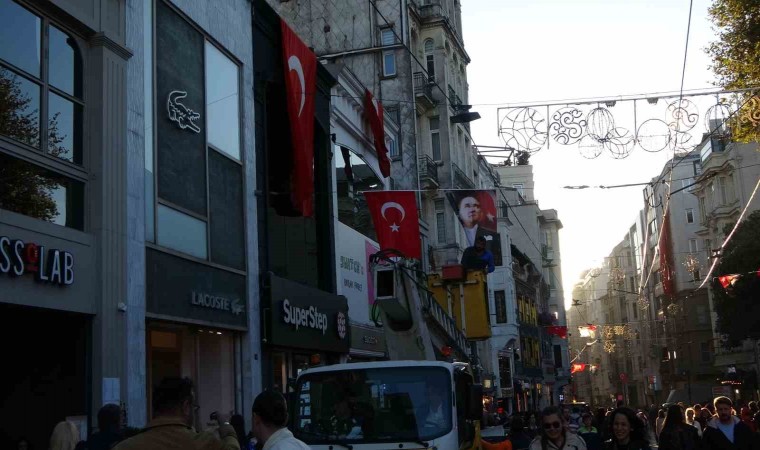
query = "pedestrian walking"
(741, 408, 757, 433)
(250, 390, 309, 450)
(50, 421, 81, 450)
(508, 416, 534, 450)
(603, 407, 651, 450)
(112, 377, 239, 450)
(702, 396, 760, 450)
(579, 413, 602, 450)
(86, 404, 123, 450)
(685, 407, 702, 437)
(528, 406, 587, 450)
(656, 409, 666, 442)
(658, 405, 699, 450)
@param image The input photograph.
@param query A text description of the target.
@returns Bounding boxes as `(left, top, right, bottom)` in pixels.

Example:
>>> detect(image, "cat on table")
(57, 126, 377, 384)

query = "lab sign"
(0, 236, 74, 286)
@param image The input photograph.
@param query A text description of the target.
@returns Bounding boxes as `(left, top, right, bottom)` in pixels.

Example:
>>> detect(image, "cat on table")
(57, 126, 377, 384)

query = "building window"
(381, 29, 396, 77)
(435, 198, 446, 244)
(719, 177, 728, 205)
(693, 161, 702, 176)
(0, 152, 84, 229)
(387, 136, 398, 158)
(513, 183, 524, 197)
(704, 239, 711, 258)
(726, 173, 736, 203)
(686, 208, 694, 223)
(205, 42, 240, 160)
(157, 204, 208, 259)
(152, 1, 245, 268)
(335, 145, 383, 240)
(382, 51, 396, 77)
(700, 342, 711, 362)
(689, 239, 698, 253)
(0, 0, 86, 229)
(430, 117, 441, 160)
(424, 39, 435, 81)
(698, 196, 706, 223)
(494, 290, 507, 324)
(696, 305, 708, 324)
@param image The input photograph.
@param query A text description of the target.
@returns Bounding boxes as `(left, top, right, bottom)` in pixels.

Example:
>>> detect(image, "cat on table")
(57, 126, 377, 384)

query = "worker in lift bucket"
(461, 236, 495, 274)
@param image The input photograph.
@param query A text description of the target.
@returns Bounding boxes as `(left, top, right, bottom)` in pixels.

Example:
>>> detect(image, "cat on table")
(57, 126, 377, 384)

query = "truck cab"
(290, 360, 483, 449)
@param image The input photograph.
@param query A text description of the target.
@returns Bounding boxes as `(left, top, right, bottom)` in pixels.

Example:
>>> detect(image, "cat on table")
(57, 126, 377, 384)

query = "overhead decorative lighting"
(667, 302, 682, 316)
(684, 253, 701, 276)
(637, 295, 650, 311)
(604, 341, 616, 353)
(610, 267, 626, 285)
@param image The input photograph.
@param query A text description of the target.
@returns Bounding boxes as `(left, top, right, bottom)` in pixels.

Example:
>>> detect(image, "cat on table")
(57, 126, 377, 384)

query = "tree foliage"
(0, 69, 66, 222)
(713, 211, 760, 346)
(707, 0, 760, 143)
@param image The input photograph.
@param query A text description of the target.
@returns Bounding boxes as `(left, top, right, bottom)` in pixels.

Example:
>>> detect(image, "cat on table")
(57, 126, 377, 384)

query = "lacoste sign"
(190, 291, 244, 316)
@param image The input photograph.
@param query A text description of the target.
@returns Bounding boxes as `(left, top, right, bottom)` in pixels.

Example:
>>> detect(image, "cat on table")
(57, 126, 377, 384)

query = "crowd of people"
(493, 397, 760, 450)
(26, 377, 307, 450)
(23, 386, 760, 450)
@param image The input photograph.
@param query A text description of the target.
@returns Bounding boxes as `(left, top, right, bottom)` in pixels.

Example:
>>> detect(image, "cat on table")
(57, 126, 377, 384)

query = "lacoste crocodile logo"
(167, 90, 201, 133)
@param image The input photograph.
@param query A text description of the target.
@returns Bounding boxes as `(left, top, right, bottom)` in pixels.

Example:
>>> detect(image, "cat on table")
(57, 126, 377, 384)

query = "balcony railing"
(418, 0, 445, 21)
(452, 162, 474, 189)
(413, 72, 435, 112)
(419, 154, 439, 187)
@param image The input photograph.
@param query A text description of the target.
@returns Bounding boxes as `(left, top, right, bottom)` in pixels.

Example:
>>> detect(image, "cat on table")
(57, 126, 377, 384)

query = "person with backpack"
(658, 405, 699, 450)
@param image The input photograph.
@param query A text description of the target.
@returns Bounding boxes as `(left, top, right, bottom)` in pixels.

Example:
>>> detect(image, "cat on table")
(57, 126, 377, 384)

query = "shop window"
(147, 325, 235, 428)
(0, 152, 84, 229)
(335, 145, 383, 241)
(205, 41, 240, 160)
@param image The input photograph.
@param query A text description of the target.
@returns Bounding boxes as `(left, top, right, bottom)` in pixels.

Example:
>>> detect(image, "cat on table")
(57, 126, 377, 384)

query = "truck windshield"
(292, 366, 453, 444)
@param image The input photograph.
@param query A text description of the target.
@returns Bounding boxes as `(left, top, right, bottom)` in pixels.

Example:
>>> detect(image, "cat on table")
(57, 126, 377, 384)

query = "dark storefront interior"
(0, 303, 89, 450)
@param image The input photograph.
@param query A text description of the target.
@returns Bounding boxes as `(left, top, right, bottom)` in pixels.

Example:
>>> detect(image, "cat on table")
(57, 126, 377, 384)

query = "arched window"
(423, 39, 435, 81)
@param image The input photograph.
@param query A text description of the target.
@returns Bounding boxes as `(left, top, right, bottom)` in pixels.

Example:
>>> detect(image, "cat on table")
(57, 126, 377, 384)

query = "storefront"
(262, 273, 350, 391)
(145, 248, 247, 425)
(0, 226, 94, 448)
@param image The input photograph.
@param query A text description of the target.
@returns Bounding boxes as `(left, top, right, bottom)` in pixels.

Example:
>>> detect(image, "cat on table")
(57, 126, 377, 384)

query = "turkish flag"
(364, 191, 420, 259)
(364, 90, 391, 178)
(546, 326, 568, 339)
(718, 274, 740, 289)
(281, 19, 317, 216)
(571, 363, 587, 374)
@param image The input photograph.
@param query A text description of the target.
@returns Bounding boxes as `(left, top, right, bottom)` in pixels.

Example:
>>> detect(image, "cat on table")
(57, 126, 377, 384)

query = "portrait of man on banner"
(446, 190, 502, 266)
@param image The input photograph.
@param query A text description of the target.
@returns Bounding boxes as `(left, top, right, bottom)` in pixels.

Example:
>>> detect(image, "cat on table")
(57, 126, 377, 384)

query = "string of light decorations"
(496, 89, 760, 159)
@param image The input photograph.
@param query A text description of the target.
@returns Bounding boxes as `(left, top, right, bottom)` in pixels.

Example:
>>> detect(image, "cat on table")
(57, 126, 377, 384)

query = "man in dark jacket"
(86, 404, 122, 450)
(703, 396, 760, 450)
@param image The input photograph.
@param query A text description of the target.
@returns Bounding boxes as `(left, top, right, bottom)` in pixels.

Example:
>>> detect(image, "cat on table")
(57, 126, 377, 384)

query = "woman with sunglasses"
(604, 407, 652, 450)
(529, 406, 587, 450)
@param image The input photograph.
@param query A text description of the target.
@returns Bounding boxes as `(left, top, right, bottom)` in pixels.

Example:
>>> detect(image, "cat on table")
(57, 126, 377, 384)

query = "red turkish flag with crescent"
(364, 90, 391, 178)
(364, 191, 420, 259)
(570, 363, 587, 374)
(546, 326, 568, 339)
(281, 19, 317, 216)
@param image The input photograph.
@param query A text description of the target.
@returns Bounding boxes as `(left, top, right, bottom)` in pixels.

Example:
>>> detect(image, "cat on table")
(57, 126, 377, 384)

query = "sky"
(461, 0, 718, 309)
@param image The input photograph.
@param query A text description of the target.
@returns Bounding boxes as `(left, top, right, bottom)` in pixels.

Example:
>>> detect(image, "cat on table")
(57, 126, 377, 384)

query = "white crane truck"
(289, 255, 493, 450)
